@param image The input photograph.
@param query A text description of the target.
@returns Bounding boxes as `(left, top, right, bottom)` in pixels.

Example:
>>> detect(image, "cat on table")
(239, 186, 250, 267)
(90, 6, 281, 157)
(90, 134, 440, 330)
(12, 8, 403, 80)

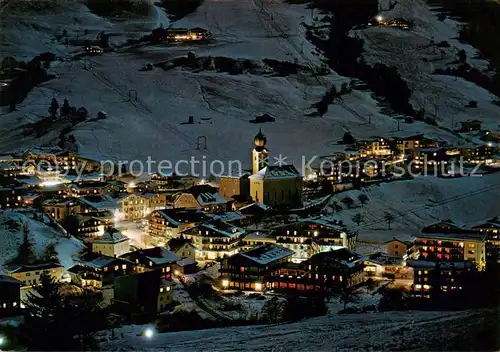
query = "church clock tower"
(252, 128, 269, 174)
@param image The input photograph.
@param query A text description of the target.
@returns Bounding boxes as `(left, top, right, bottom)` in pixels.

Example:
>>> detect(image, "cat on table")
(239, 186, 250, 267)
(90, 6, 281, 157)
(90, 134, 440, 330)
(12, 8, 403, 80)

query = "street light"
(144, 328, 154, 339)
(0, 336, 6, 347)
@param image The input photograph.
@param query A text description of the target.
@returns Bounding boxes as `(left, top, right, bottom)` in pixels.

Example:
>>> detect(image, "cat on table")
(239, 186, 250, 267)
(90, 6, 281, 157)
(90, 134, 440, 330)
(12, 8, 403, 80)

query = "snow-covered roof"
(249, 165, 300, 180)
(199, 220, 245, 239)
(244, 231, 275, 242)
(416, 232, 487, 241)
(0, 274, 22, 284)
(309, 248, 364, 268)
(239, 202, 269, 212)
(123, 247, 180, 266)
(82, 256, 119, 269)
(4, 262, 62, 274)
(298, 216, 348, 232)
(155, 209, 208, 227)
(407, 260, 473, 270)
(94, 229, 129, 244)
(78, 194, 120, 210)
(24, 146, 63, 156)
(208, 211, 246, 222)
(42, 197, 78, 206)
(176, 258, 196, 267)
(239, 244, 294, 265)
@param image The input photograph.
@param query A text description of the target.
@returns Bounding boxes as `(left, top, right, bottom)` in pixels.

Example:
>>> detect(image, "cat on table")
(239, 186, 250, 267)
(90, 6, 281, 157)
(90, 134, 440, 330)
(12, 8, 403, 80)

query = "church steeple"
(252, 129, 269, 174)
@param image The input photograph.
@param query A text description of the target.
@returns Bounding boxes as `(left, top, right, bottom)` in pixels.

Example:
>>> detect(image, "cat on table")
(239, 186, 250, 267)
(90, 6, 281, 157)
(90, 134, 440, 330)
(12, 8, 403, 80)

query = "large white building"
(92, 228, 130, 257)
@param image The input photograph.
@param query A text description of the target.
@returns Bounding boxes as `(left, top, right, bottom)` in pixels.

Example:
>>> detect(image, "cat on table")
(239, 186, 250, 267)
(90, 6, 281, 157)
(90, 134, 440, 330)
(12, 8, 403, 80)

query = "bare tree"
(352, 213, 363, 227)
(358, 194, 369, 208)
(384, 212, 395, 230)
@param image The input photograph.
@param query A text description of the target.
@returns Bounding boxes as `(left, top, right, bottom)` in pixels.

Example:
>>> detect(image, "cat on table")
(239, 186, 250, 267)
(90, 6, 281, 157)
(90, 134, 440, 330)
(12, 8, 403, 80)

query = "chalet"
(173, 185, 229, 212)
(147, 208, 209, 245)
(189, 27, 211, 40)
(455, 144, 495, 164)
(356, 137, 393, 158)
(3, 262, 63, 287)
(460, 119, 482, 132)
(62, 214, 105, 239)
(209, 211, 246, 226)
(167, 237, 197, 261)
(77, 194, 121, 216)
(267, 248, 365, 293)
(67, 264, 104, 288)
(412, 232, 487, 270)
(393, 134, 441, 155)
(408, 260, 475, 298)
(92, 228, 130, 257)
(0, 275, 22, 317)
(421, 219, 468, 234)
(385, 237, 412, 257)
(42, 198, 81, 221)
(364, 253, 410, 279)
(220, 244, 294, 291)
(0, 181, 26, 209)
(120, 247, 179, 278)
(84, 45, 103, 55)
(472, 216, 500, 249)
(181, 220, 245, 261)
(172, 258, 198, 276)
(118, 193, 166, 220)
(72, 255, 135, 286)
(274, 217, 357, 263)
(166, 28, 190, 42)
(0, 158, 23, 177)
(114, 271, 174, 315)
(68, 181, 112, 197)
(238, 202, 270, 219)
(411, 147, 449, 170)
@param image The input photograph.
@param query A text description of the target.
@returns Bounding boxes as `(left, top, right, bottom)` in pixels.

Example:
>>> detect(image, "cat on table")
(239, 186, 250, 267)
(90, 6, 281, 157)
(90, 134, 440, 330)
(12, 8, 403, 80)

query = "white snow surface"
(99, 309, 476, 351)
(0, 210, 85, 270)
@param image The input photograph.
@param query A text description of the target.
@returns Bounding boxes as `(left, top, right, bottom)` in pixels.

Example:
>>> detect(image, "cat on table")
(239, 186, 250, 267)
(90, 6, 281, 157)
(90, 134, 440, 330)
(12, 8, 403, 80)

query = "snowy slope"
(99, 309, 480, 351)
(326, 172, 500, 242)
(0, 210, 84, 270)
(0, 0, 498, 246)
(358, 0, 500, 130)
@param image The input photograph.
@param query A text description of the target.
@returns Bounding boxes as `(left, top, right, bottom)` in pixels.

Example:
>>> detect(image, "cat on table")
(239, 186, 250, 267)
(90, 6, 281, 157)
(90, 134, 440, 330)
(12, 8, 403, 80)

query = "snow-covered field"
(0, 210, 84, 270)
(99, 309, 484, 351)
(326, 172, 500, 242)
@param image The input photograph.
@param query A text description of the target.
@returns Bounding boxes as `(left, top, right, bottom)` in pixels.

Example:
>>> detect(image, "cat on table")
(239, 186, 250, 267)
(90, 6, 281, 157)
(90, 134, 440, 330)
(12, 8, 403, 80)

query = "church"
(248, 129, 303, 208)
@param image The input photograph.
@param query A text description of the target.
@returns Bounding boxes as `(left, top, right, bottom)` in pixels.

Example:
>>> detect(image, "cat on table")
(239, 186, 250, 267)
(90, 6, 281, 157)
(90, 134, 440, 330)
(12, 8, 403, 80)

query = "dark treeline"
(306, 0, 415, 117)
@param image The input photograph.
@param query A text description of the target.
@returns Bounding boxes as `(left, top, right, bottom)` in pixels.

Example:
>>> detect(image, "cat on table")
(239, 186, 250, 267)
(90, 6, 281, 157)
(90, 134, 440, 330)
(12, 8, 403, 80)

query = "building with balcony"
(412, 232, 487, 271)
(181, 220, 245, 261)
(408, 260, 475, 298)
(220, 244, 294, 291)
(267, 248, 365, 294)
(120, 247, 179, 278)
(146, 208, 209, 245)
(274, 217, 357, 263)
(42, 198, 81, 221)
(173, 185, 230, 212)
(92, 228, 130, 257)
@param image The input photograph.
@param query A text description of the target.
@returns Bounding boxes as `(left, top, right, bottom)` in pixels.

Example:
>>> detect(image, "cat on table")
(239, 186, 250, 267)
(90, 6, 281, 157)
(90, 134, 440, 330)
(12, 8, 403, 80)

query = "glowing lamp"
(144, 328, 154, 339)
